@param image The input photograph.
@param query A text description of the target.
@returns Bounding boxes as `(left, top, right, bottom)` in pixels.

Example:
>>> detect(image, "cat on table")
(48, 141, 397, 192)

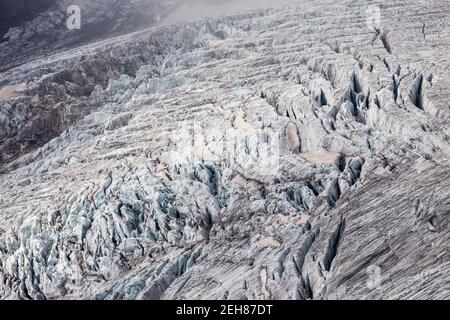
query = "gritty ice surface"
(0, 0, 449, 300)
(160, 0, 299, 25)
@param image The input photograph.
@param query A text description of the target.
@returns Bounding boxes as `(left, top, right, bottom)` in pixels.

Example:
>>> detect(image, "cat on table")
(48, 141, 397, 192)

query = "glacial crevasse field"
(0, 0, 449, 299)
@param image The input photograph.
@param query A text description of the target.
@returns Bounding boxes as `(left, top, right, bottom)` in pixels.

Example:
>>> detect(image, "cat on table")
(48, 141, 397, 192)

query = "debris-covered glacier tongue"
(0, 0, 449, 300)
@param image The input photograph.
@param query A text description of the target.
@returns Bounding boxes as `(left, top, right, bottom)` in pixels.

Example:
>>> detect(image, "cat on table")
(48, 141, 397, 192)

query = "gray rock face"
(0, 0, 182, 70)
(0, 0, 56, 37)
(0, 0, 449, 300)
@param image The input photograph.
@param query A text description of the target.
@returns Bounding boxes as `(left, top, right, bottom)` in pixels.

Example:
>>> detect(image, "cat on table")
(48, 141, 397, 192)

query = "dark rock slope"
(0, 0, 56, 38)
(0, 0, 449, 299)
(0, 0, 182, 70)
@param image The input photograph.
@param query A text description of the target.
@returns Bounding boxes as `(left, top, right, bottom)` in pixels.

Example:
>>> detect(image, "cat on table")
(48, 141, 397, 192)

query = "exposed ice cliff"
(0, 0, 449, 300)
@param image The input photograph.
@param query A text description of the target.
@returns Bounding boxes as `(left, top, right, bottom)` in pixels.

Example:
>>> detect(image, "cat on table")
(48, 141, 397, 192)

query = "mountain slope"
(0, 0, 182, 70)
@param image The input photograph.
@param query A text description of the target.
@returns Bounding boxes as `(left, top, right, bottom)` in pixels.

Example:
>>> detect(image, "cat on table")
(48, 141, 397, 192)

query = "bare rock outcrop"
(0, 0, 449, 300)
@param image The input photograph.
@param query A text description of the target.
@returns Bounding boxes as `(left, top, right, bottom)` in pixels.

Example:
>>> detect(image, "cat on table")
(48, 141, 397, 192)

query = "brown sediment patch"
(286, 122, 301, 154)
(0, 83, 27, 98)
(258, 236, 282, 247)
(277, 213, 311, 225)
(302, 151, 340, 164)
(260, 267, 271, 299)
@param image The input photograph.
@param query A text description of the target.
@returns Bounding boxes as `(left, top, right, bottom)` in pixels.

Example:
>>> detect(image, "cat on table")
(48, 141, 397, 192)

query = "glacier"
(0, 0, 449, 300)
